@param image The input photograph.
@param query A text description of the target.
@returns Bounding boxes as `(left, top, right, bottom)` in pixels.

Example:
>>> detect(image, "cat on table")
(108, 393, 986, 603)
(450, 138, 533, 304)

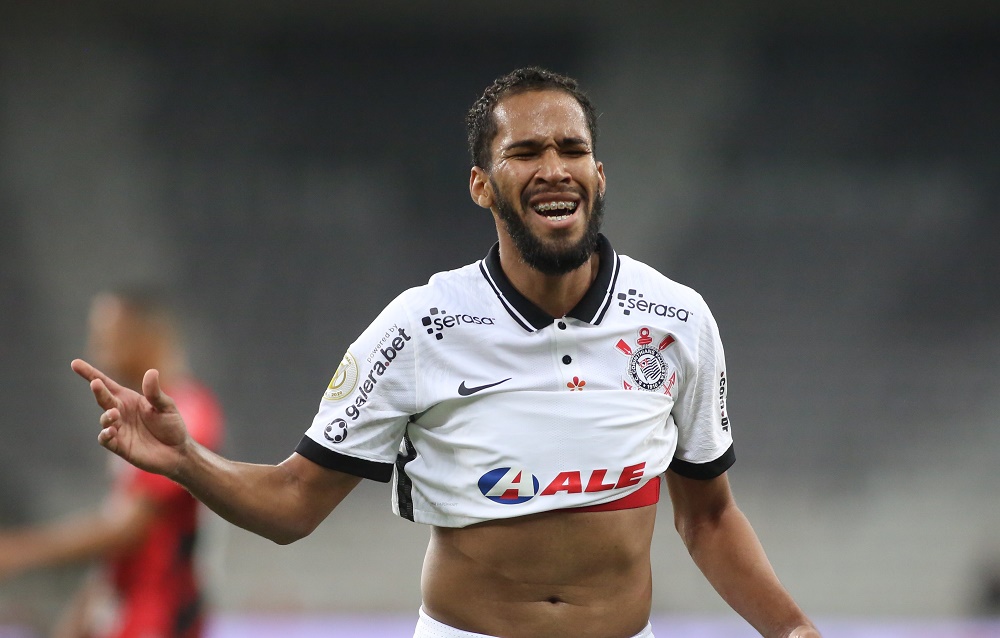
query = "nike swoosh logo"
(458, 378, 512, 396)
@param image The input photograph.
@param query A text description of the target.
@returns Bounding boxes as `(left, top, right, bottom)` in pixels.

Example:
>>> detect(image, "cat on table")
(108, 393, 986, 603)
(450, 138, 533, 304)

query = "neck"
(497, 238, 600, 318)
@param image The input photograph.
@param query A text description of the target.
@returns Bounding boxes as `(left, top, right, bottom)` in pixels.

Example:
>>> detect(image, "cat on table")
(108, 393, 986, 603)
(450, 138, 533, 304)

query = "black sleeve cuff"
(668, 444, 735, 480)
(294, 436, 395, 483)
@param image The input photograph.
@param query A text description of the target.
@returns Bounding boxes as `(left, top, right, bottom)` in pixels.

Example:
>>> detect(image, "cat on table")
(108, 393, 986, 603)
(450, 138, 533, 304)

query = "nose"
(535, 148, 571, 184)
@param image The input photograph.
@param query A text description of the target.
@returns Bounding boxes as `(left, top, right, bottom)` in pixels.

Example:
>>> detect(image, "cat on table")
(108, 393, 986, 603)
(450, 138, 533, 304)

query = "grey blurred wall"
(1, 0, 999, 629)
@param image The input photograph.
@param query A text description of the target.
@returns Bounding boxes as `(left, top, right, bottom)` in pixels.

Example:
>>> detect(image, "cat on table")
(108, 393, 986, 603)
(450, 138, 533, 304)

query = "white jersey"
(297, 235, 734, 528)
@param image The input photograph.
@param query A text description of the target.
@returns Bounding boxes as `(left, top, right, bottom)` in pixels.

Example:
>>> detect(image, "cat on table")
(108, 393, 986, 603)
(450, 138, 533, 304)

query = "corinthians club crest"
(616, 327, 677, 395)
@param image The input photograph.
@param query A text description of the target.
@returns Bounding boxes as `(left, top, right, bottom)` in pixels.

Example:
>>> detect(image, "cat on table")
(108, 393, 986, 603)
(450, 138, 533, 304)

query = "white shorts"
(413, 607, 655, 638)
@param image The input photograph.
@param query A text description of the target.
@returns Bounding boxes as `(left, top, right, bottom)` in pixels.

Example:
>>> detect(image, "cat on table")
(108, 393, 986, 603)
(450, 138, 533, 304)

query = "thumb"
(141, 369, 174, 412)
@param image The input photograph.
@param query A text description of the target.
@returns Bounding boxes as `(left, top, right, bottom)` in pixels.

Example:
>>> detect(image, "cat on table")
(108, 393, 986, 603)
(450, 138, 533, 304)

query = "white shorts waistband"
(413, 607, 654, 638)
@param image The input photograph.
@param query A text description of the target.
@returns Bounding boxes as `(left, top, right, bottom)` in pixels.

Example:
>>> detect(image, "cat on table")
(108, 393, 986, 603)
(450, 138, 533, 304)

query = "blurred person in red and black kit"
(0, 288, 224, 638)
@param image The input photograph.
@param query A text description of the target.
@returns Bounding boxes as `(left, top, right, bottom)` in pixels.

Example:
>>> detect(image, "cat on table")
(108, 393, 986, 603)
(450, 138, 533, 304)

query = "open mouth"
(532, 200, 579, 222)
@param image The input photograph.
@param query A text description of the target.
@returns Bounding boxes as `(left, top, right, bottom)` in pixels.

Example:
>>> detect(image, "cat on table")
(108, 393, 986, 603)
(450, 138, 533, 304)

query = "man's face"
(86, 295, 146, 384)
(480, 90, 606, 275)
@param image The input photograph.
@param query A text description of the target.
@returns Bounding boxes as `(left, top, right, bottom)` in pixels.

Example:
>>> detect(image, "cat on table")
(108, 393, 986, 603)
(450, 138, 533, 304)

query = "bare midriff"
(421, 505, 657, 638)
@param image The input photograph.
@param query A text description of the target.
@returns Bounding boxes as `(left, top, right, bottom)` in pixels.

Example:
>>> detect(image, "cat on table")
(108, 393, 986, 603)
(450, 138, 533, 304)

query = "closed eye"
(502, 137, 593, 160)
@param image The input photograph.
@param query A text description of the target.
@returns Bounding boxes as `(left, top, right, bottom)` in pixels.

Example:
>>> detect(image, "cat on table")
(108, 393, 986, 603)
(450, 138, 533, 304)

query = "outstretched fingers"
(71, 359, 126, 395)
(95, 394, 123, 452)
(88, 375, 121, 412)
(73, 359, 129, 453)
(97, 419, 120, 452)
(141, 368, 173, 412)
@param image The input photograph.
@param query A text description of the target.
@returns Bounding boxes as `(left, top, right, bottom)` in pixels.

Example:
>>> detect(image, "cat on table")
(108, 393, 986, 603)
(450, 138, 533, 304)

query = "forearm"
(171, 440, 355, 544)
(0, 515, 118, 575)
(680, 504, 818, 638)
(72, 358, 354, 544)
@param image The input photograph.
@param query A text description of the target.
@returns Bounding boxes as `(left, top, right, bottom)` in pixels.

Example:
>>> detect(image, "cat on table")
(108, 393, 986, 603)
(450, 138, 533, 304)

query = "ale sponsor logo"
(477, 463, 646, 505)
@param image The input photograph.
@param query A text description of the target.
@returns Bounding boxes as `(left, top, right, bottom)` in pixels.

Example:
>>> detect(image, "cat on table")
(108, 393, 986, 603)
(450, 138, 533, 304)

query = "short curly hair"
(466, 67, 598, 170)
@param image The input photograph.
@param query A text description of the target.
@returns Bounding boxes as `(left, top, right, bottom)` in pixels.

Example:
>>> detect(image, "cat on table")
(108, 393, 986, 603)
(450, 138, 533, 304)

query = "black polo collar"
(478, 234, 621, 332)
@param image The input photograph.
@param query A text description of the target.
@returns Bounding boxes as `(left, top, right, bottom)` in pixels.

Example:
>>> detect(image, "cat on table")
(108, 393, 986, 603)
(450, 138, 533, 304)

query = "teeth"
(548, 214, 571, 221)
(533, 201, 578, 213)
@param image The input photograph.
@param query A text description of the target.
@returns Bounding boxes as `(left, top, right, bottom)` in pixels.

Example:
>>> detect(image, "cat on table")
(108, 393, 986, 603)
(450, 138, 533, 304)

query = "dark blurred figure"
(975, 559, 1000, 616)
(0, 288, 224, 638)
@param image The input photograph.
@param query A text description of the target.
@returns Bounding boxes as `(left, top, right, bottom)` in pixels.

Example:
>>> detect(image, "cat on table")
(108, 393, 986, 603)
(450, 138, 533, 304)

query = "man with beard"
(71, 68, 820, 638)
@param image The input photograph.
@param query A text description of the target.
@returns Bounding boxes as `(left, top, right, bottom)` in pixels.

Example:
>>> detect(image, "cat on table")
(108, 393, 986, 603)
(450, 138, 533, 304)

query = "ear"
(596, 160, 607, 197)
(469, 166, 494, 209)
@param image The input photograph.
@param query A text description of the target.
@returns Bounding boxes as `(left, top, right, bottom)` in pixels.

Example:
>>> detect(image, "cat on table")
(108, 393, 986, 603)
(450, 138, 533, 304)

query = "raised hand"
(70, 359, 191, 477)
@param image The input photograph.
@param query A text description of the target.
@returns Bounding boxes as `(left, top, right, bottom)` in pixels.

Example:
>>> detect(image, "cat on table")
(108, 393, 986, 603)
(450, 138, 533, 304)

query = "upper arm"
(276, 452, 363, 534)
(670, 300, 735, 477)
(298, 293, 418, 482)
(665, 470, 735, 535)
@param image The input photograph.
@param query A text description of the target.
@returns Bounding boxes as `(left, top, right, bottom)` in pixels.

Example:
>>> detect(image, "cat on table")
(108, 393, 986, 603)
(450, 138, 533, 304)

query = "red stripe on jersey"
(565, 476, 661, 513)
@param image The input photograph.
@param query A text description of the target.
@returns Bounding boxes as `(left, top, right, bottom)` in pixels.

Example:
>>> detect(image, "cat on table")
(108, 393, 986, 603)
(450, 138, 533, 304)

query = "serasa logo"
(421, 307, 496, 341)
(617, 289, 691, 322)
(478, 463, 646, 505)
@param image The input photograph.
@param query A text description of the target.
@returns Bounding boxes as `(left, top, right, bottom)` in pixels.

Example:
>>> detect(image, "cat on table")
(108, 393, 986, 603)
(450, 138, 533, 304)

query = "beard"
(492, 180, 605, 276)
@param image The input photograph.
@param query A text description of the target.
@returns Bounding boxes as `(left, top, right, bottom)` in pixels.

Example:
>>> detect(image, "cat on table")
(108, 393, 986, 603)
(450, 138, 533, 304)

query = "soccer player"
(70, 68, 820, 638)
(1, 289, 223, 638)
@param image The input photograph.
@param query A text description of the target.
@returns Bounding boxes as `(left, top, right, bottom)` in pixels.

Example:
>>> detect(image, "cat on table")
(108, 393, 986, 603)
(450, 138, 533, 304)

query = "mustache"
(521, 186, 587, 209)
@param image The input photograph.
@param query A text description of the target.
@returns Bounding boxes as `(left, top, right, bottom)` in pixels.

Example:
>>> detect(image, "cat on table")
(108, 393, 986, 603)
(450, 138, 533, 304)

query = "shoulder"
(349, 258, 495, 350)
(424, 260, 487, 294)
(616, 254, 713, 320)
(389, 260, 493, 314)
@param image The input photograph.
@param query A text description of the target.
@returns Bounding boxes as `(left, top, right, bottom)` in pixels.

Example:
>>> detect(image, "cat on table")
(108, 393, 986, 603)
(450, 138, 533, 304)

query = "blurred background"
(1, 0, 998, 635)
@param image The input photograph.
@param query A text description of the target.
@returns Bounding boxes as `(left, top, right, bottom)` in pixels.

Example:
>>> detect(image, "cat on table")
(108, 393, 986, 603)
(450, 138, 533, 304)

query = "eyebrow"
(502, 136, 592, 153)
